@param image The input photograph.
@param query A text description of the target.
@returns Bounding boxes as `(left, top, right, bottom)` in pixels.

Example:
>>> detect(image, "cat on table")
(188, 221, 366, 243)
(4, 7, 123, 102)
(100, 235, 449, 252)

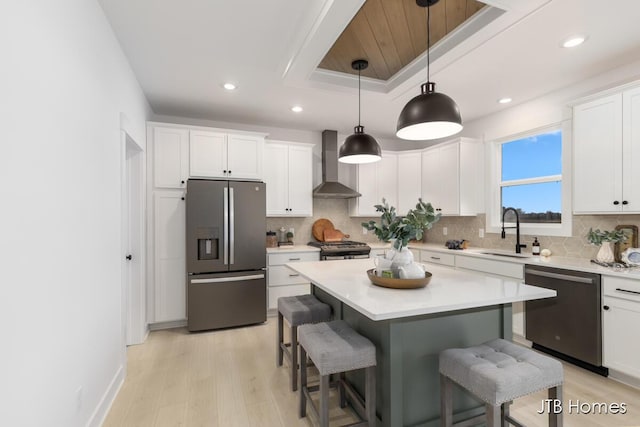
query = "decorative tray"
(366, 269, 432, 289)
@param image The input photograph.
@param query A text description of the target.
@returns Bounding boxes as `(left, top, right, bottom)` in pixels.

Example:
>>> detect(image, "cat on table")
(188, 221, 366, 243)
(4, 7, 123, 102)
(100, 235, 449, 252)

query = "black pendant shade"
(339, 59, 381, 164)
(339, 125, 382, 164)
(396, 0, 463, 141)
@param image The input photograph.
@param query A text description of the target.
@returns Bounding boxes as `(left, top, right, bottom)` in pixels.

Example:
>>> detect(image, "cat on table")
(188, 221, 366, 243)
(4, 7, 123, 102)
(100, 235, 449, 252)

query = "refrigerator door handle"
(190, 274, 265, 284)
(223, 187, 229, 265)
(230, 187, 235, 265)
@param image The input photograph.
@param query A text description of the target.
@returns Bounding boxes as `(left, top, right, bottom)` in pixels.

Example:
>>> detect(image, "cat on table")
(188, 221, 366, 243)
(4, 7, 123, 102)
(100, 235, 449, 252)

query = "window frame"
(485, 121, 572, 237)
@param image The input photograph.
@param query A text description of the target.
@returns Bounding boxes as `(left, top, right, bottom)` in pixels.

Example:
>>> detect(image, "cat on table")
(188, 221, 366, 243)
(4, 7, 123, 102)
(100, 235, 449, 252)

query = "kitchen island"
(286, 258, 556, 427)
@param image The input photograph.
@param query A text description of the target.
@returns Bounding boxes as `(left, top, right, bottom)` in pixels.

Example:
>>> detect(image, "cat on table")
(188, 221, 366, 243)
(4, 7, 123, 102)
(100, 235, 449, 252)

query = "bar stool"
(439, 338, 564, 427)
(277, 294, 331, 391)
(298, 320, 376, 427)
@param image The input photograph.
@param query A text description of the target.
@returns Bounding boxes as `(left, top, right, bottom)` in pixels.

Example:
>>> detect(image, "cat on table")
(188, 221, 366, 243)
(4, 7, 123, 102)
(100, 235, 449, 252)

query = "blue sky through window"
(501, 130, 562, 216)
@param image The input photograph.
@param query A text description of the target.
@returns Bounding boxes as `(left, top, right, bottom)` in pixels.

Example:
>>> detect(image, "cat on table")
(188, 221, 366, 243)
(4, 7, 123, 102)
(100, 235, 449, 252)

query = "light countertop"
(266, 245, 320, 254)
(286, 258, 556, 321)
(407, 243, 640, 279)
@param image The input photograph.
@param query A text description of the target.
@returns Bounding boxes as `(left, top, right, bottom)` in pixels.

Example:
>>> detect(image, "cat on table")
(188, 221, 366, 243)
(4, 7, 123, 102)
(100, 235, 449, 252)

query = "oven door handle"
(524, 268, 594, 284)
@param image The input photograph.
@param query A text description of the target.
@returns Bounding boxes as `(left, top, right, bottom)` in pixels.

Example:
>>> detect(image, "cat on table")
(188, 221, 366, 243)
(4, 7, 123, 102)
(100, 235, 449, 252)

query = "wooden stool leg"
(549, 385, 563, 427)
(501, 401, 511, 427)
(486, 404, 500, 427)
(339, 372, 346, 408)
(277, 312, 283, 366)
(299, 347, 308, 418)
(320, 374, 330, 427)
(365, 365, 376, 426)
(440, 374, 453, 427)
(291, 325, 298, 391)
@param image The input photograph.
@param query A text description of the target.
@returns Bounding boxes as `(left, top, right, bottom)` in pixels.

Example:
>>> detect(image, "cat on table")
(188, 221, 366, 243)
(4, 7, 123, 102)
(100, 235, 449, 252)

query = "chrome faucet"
(501, 207, 527, 254)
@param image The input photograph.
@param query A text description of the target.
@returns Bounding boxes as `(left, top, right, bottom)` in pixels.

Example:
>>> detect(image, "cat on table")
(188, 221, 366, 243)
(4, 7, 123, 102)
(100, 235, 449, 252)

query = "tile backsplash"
(267, 200, 640, 259)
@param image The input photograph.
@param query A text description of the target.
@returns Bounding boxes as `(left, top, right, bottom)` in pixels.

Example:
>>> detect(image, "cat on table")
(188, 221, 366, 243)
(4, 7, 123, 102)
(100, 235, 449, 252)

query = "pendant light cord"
(358, 65, 361, 126)
(427, 3, 431, 84)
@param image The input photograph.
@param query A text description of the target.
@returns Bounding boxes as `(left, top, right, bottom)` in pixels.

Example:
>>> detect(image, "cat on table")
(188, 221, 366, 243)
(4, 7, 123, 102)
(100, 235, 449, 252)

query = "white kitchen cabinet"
(153, 190, 186, 322)
(573, 86, 640, 213)
(190, 130, 264, 180)
(264, 141, 313, 216)
(152, 126, 189, 189)
(267, 250, 320, 312)
(349, 152, 398, 217)
(602, 276, 640, 379)
(397, 151, 422, 214)
(419, 250, 455, 267)
(421, 138, 481, 216)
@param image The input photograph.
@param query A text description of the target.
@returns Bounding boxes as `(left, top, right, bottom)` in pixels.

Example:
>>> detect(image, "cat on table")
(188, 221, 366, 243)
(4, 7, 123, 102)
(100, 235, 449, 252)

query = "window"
(487, 123, 572, 237)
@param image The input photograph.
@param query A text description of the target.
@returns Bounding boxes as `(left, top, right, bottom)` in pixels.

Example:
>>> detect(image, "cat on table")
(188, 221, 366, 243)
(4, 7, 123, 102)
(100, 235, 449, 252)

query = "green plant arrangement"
(586, 228, 627, 245)
(362, 198, 441, 250)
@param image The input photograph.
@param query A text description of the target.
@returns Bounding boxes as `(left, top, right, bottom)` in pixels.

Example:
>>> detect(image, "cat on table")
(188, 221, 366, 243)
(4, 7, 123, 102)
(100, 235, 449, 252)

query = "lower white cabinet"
(267, 250, 319, 311)
(603, 276, 640, 379)
(152, 190, 186, 322)
(420, 250, 455, 267)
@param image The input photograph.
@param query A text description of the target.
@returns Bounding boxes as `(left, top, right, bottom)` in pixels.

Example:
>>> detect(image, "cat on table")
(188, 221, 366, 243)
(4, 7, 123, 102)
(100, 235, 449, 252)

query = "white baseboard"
(608, 369, 640, 390)
(148, 319, 187, 331)
(88, 364, 124, 427)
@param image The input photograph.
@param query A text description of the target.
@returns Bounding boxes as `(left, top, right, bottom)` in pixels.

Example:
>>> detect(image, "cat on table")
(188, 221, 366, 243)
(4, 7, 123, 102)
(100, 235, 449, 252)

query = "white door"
(573, 94, 623, 213)
(438, 143, 460, 215)
(227, 134, 263, 180)
(153, 126, 188, 188)
(287, 144, 313, 216)
(622, 86, 640, 212)
(190, 130, 227, 178)
(264, 143, 289, 215)
(397, 152, 422, 214)
(122, 132, 146, 345)
(378, 152, 398, 210)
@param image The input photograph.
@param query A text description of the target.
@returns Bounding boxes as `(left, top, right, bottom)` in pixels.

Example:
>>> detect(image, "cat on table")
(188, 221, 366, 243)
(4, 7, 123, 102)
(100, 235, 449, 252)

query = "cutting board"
(312, 218, 335, 241)
(323, 229, 346, 242)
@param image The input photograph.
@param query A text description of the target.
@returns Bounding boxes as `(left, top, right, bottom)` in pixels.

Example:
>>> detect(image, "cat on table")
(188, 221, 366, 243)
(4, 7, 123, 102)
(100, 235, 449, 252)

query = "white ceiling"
(98, 0, 640, 140)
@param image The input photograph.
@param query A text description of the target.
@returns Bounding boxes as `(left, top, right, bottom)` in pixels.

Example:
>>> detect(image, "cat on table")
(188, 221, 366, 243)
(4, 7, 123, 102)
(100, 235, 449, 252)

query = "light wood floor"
(104, 319, 640, 427)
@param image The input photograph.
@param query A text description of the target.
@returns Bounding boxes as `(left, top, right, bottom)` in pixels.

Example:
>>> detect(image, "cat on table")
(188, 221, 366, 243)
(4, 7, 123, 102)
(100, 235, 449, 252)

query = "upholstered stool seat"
(299, 320, 376, 427)
(440, 338, 563, 427)
(277, 295, 331, 391)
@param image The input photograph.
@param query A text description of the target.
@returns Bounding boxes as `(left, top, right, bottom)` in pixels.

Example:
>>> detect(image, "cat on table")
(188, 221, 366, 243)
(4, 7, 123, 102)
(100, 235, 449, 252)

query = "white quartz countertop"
(286, 258, 556, 321)
(266, 245, 320, 254)
(407, 243, 640, 279)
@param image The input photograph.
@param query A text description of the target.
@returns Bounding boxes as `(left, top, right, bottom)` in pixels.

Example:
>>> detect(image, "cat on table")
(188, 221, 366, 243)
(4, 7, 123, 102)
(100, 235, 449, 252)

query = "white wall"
(0, 1, 150, 426)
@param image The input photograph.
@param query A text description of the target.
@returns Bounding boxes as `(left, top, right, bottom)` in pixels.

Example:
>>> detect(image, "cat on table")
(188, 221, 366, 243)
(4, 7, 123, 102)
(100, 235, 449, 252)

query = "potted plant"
(362, 199, 441, 275)
(587, 228, 626, 263)
(286, 231, 294, 243)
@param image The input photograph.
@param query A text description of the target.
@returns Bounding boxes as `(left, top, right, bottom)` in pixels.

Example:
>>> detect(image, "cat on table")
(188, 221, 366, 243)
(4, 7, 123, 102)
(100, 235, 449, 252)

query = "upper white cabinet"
(190, 130, 264, 180)
(421, 138, 481, 216)
(397, 151, 422, 214)
(349, 152, 398, 217)
(152, 126, 189, 189)
(264, 141, 313, 216)
(573, 86, 640, 213)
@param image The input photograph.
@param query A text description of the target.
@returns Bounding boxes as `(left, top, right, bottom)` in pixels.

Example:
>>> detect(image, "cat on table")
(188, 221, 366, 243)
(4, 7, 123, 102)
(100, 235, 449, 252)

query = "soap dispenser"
(532, 237, 541, 256)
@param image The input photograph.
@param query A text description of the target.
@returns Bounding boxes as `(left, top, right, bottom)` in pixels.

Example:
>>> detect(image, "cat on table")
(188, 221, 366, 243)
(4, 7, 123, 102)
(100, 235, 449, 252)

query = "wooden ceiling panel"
(319, 0, 486, 81)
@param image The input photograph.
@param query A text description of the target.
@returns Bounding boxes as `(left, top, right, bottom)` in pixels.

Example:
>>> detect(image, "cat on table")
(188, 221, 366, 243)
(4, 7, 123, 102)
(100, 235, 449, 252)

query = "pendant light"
(339, 59, 382, 164)
(396, 0, 462, 141)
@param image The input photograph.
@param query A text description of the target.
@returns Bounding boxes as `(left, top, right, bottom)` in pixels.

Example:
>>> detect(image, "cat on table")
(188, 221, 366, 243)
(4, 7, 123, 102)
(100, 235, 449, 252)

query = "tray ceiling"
(319, 0, 485, 81)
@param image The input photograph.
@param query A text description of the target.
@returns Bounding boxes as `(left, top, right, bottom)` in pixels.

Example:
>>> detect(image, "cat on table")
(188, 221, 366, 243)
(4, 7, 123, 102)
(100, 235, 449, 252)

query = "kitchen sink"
(480, 251, 531, 259)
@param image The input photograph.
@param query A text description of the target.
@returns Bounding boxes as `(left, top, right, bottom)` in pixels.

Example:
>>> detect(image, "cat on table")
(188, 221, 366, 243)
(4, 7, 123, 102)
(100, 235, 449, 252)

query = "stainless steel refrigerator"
(186, 179, 266, 331)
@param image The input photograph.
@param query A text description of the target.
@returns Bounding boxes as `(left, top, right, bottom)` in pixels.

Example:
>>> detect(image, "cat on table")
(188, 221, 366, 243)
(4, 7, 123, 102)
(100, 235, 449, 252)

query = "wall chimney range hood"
(313, 130, 361, 199)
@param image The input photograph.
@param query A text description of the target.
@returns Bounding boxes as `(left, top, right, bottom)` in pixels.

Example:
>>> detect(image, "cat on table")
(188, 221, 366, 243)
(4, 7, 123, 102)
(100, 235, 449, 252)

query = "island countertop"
(286, 258, 556, 321)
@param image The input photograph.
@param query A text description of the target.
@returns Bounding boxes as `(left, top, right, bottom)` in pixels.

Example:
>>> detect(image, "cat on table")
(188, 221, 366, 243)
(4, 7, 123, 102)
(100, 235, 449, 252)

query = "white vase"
(390, 246, 414, 278)
(596, 242, 615, 263)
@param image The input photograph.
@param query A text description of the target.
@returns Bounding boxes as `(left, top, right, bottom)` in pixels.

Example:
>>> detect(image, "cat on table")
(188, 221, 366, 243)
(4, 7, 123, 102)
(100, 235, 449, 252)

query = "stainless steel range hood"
(313, 130, 361, 199)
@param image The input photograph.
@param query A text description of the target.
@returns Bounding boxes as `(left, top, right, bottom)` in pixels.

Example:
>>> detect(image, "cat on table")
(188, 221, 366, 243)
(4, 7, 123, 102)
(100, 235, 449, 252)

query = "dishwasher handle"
(524, 267, 595, 284)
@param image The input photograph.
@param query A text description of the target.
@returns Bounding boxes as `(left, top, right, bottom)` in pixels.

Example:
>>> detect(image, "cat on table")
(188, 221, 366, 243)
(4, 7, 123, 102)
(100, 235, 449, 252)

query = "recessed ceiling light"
(291, 105, 303, 113)
(562, 36, 586, 48)
(498, 97, 512, 104)
(223, 82, 236, 91)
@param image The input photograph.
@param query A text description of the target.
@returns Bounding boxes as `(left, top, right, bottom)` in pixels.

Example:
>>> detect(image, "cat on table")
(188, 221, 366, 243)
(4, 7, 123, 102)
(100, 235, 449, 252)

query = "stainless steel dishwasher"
(524, 265, 607, 375)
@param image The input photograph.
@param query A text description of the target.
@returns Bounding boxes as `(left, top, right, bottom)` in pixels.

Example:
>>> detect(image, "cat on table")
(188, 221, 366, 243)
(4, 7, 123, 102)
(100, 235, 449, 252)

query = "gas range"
(308, 240, 371, 260)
